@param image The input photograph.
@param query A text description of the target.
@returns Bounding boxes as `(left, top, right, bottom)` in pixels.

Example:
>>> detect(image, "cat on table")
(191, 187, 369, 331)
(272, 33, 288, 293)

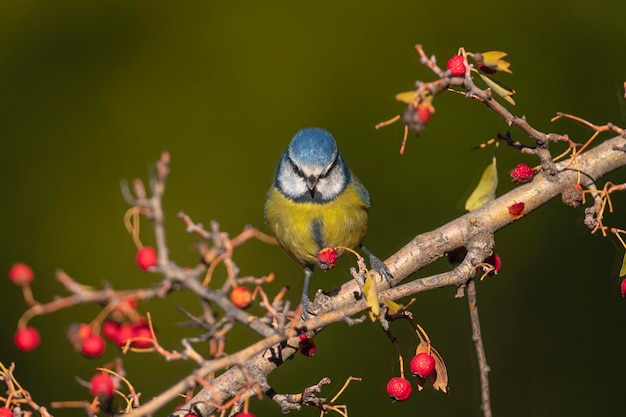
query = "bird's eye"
(288, 158, 303, 176)
(319, 156, 338, 179)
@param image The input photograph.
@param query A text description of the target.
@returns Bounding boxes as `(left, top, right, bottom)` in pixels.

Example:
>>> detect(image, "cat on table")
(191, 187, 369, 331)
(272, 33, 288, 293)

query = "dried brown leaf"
(416, 342, 449, 393)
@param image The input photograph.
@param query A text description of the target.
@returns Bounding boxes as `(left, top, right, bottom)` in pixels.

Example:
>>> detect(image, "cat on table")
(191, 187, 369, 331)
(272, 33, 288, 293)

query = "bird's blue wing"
(349, 172, 371, 208)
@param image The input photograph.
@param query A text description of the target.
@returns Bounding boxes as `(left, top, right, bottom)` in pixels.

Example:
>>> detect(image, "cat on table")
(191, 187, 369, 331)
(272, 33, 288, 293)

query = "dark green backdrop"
(2, 2, 626, 416)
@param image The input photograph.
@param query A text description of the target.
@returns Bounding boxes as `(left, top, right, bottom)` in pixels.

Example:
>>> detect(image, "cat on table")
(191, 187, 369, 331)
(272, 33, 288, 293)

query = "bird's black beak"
(306, 175, 318, 197)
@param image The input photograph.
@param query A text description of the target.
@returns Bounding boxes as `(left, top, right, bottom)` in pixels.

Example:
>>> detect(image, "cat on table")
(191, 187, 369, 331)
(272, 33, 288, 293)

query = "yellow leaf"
(479, 51, 512, 73)
(381, 298, 402, 315)
(465, 157, 498, 211)
(620, 253, 626, 277)
(363, 272, 379, 321)
(395, 91, 418, 104)
(477, 72, 516, 105)
(381, 298, 416, 317)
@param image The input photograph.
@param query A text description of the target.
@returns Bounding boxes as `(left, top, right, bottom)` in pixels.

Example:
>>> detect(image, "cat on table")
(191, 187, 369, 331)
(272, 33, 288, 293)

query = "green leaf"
(465, 157, 498, 211)
(477, 72, 516, 105)
(620, 252, 626, 277)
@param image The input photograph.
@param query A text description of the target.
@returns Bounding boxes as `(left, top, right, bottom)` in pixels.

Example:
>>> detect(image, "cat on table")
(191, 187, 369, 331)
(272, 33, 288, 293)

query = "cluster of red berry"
(387, 351, 437, 401)
(10, 252, 157, 355)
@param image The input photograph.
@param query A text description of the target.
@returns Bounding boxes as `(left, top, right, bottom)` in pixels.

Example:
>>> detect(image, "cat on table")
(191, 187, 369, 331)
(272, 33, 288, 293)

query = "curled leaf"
(620, 253, 626, 277)
(465, 157, 498, 211)
(415, 342, 449, 393)
(363, 272, 379, 321)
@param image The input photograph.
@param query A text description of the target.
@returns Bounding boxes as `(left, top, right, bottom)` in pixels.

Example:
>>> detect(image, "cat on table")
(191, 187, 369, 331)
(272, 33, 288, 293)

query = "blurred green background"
(2, 1, 626, 416)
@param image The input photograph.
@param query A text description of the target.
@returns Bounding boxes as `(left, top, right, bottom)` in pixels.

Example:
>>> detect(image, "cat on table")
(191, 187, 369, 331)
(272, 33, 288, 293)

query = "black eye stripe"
(318, 155, 338, 179)
(287, 153, 338, 179)
(288, 157, 304, 177)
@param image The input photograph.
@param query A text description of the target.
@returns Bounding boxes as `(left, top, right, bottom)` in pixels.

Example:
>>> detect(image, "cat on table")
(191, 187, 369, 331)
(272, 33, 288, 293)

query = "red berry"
(0, 408, 14, 417)
(446, 55, 467, 77)
(621, 278, 626, 298)
(298, 334, 317, 357)
(386, 377, 412, 401)
(66, 322, 93, 350)
(14, 327, 41, 352)
(510, 163, 533, 184)
(136, 246, 158, 270)
(410, 352, 436, 378)
(115, 324, 135, 347)
(317, 248, 338, 270)
(131, 322, 153, 348)
(82, 334, 106, 357)
(230, 286, 253, 309)
(416, 104, 432, 124)
(508, 202, 525, 217)
(485, 253, 502, 274)
(9, 263, 34, 286)
(77, 323, 93, 339)
(234, 414, 255, 417)
(90, 373, 115, 398)
(102, 321, 121, 342)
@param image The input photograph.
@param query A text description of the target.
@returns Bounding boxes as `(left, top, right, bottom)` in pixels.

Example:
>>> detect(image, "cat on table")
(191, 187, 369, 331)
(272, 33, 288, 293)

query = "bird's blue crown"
(287, 128, 338, 167)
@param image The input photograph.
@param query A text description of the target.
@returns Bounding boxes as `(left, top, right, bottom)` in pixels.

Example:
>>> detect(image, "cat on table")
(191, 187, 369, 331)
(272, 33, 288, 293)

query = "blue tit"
(264, 127, 392, 318)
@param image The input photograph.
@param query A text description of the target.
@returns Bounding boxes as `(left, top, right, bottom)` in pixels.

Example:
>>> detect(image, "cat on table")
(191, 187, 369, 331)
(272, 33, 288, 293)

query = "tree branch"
(164, 135, 626, 416)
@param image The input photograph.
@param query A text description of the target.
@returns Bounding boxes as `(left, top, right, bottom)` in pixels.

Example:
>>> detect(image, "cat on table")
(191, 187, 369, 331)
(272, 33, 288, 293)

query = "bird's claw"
(360, 245, 393, 287)
(369, 255, 393, 287)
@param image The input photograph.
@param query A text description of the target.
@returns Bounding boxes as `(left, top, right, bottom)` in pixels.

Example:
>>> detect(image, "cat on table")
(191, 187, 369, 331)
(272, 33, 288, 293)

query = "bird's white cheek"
(316, 169, 345, 199)
(277, 164, 308, 198)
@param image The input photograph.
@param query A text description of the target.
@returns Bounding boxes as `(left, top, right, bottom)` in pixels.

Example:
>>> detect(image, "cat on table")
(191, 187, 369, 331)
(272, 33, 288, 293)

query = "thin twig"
(467, 280, 491, 417)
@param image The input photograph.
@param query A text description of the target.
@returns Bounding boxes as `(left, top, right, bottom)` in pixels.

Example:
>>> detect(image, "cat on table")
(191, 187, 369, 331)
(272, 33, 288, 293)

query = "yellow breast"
(265, 183, 369, 267)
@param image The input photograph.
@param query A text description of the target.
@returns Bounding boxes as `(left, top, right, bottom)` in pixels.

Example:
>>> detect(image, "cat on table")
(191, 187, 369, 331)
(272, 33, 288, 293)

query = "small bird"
(264, 127, 391, 318)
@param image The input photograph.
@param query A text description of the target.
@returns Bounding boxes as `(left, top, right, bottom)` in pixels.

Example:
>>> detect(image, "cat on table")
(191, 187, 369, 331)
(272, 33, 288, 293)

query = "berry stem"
(242, 396, 249, 414)
(374, 114, 401, 129)
(398, 351, 406, 379)
(335, 246, 362, 262)
(413, 322, 431, 347)
(328, 376, 362, 404)
(20, 285, 38, 307)
(124, 207, 145, 250)
(389, 335, 406, 379)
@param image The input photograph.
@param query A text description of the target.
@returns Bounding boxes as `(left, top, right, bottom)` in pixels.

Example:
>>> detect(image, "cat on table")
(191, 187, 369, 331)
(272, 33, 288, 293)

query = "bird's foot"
(361, 245, 393, 287)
